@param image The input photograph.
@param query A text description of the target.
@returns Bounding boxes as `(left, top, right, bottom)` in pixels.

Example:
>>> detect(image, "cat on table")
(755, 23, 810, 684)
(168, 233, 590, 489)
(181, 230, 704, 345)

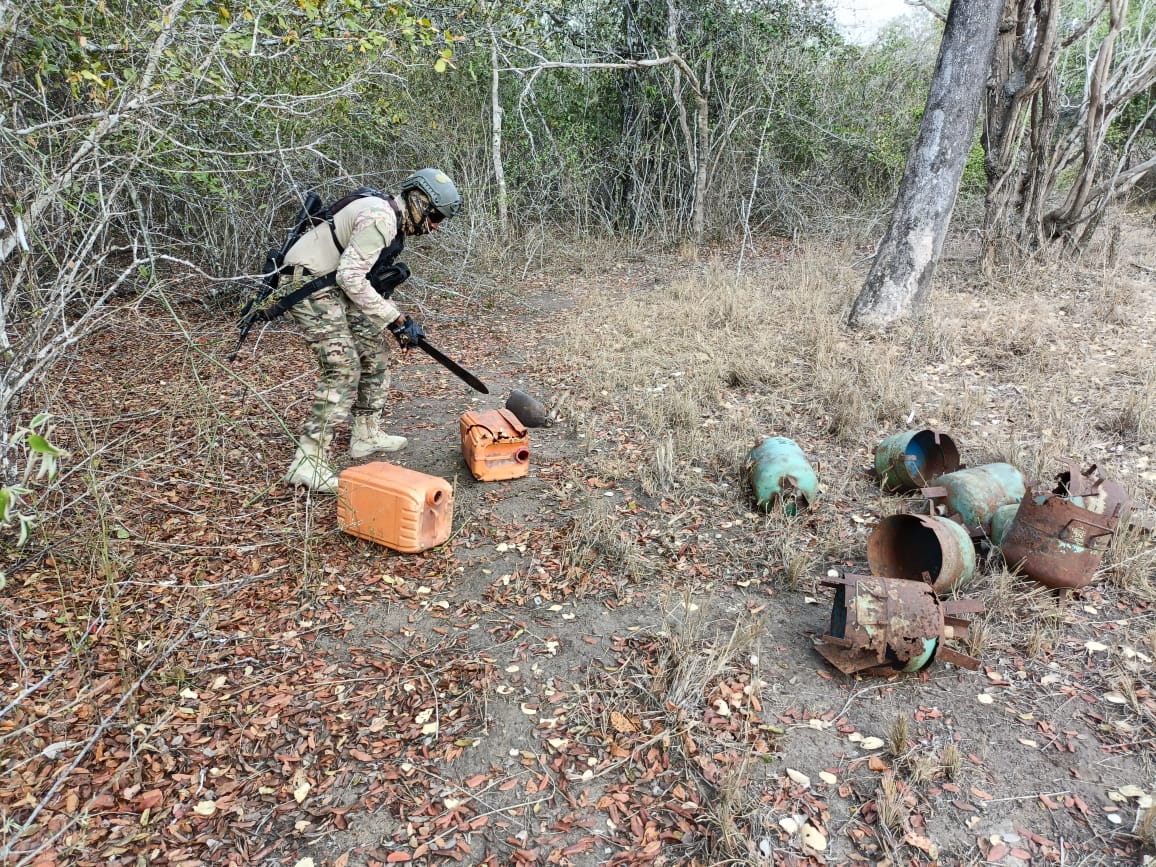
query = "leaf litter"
(3, 228, 1156, 865)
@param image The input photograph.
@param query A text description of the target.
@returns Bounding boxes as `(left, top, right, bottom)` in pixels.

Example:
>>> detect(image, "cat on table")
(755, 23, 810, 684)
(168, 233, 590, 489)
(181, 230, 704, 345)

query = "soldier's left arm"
(336, 205, 403, 332)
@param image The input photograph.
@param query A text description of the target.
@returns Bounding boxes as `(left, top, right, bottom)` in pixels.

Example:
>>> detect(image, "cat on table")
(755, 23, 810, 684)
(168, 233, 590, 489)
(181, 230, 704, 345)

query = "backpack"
(229, 188, 409, 361)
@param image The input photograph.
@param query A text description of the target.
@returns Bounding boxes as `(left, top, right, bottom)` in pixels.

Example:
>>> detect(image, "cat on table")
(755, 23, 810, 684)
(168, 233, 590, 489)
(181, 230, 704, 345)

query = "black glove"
(388, 315, 425, 349)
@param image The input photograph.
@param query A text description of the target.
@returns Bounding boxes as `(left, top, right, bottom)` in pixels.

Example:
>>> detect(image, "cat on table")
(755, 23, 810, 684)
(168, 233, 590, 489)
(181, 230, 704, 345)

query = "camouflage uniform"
(282, 197, 403, 440)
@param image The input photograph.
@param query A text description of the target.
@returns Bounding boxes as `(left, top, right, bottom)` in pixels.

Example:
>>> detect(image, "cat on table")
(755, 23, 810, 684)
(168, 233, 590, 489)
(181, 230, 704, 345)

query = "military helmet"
(400, 168, 462, 219)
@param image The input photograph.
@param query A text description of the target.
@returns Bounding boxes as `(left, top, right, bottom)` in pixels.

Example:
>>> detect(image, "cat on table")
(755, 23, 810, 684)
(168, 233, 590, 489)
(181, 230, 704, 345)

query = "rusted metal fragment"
(874, 429, 961, 492)
(921, 463, 1025, 531)
(867, 513, 976, 594)
(816, 573, 981, 676)
(999, 464, 1132, 591)
(1051, 461, 1130, 519)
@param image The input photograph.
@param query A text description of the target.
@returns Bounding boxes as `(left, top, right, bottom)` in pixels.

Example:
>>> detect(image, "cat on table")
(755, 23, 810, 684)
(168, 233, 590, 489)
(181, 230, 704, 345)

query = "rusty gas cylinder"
(815, 573, 982, 676)
(1000, 493, 1118, 590)
(921, 463, 1025, 531)
(874, 429, 961, 492)
(867, 513, 976, 594)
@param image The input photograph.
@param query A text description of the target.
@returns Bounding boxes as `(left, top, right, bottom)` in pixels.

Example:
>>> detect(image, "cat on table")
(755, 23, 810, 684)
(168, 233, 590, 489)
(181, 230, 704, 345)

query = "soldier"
(280, 168, 462, 493)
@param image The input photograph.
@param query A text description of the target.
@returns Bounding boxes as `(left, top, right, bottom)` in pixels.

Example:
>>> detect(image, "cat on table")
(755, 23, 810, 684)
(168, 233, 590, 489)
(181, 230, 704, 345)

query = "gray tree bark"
(490, 35, 508, 239)
(848, 0, 1004, 328)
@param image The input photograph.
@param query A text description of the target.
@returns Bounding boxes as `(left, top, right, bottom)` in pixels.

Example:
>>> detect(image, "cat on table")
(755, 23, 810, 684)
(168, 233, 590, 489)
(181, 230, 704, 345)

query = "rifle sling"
(259, 271, 339, 321)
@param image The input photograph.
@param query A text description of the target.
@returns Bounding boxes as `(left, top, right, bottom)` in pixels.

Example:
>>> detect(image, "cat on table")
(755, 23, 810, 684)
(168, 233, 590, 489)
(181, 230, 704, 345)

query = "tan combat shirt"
(282, 196, 403, 331)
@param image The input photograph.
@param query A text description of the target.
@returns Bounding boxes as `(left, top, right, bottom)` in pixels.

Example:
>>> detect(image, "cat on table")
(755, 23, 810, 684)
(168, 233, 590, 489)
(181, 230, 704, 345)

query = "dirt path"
(3, 227, 1154, 867)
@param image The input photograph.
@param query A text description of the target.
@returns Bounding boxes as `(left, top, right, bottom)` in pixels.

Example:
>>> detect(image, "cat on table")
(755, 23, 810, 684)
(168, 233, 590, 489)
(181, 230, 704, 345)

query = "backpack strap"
(269, 196, 405, 315)
(321, 187, 395, 254)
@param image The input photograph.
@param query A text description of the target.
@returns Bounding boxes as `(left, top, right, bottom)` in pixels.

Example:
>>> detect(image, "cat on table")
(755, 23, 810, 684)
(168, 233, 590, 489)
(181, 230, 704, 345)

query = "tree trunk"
(981, 0, 1057, 273)
(848, 0, 1003, 328)
(618, 0, 651, 232)
(490, 36, 508, 239)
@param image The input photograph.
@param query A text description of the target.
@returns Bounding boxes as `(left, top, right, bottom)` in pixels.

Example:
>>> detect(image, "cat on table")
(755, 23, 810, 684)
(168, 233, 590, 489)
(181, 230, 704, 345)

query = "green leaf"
(434, 58, 446, 73)
(27, 434, 62, 456)
(17, 514, 34, 546)
(36, 454, 59, 481)
(0, 487, 10, 524)
(30, 412, 51, 427)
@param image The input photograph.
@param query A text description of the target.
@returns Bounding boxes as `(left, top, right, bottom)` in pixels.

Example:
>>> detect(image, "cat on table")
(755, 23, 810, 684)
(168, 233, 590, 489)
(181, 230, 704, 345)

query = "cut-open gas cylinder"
(1000, 464, 1129, 591)
(816, 572, 982, 676)
(874, 429, 960, 492)
(867, 513, 976, 594)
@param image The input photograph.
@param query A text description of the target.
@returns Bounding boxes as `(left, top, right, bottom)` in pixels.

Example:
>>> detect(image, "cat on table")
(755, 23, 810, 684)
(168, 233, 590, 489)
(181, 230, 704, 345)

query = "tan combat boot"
(283, 434, 339, 494)
(349, 415, 407, 458)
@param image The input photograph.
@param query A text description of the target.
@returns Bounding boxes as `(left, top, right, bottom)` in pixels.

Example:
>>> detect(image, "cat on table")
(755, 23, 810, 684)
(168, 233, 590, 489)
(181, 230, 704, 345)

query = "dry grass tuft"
(650, 591, 764, 708)
(887, 714, 910, 758)
(876, 772, 908, 833)
(906, 750, 940, 786)
(941, 741, 963, 781)
(1138, 804, 1156, 849)
(557, 495, 649, 591)
(1102, 501, 1156, 596)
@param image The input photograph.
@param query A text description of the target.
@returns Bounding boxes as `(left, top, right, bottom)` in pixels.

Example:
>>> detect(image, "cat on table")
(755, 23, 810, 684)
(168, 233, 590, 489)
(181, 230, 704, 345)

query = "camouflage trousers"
(287, 278, 391, 440)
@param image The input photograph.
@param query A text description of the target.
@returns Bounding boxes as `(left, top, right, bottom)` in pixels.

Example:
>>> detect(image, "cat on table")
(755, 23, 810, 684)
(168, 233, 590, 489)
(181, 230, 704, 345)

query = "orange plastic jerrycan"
(336, 461, 453, 553)
(460, 408, 530, 481)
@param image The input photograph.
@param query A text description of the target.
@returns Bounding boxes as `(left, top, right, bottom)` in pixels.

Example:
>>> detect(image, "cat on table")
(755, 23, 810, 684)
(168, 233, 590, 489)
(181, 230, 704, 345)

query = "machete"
(415, 337, 489, 394)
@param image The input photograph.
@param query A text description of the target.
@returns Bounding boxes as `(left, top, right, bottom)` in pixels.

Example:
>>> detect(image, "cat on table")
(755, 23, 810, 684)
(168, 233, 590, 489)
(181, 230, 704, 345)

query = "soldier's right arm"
(335, 204, 403, 332)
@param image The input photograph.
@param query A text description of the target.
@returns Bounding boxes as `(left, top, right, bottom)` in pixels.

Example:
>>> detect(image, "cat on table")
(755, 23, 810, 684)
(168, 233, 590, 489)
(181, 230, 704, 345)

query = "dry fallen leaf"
(819, 771, 838, 785)
(859, 737, 884, 750)
(610, 711, 636, 733)
(977, 694, 994, 705)
(293, 859, 315, 867)
(192, 800, 217, 817)
(905, 833, 939, 858)
(786, 768, 811, 787)
(294, 782, 311, 804)
(800, 822, 827, 852)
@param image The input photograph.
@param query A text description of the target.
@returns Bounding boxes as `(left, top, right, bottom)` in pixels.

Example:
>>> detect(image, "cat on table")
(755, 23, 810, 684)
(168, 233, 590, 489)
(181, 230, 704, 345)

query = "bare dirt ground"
(2, 212, 1155, 867)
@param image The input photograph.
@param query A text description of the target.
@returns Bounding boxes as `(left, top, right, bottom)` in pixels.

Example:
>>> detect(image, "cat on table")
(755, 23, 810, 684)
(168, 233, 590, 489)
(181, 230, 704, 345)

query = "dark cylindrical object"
(505, 389, 549, 427)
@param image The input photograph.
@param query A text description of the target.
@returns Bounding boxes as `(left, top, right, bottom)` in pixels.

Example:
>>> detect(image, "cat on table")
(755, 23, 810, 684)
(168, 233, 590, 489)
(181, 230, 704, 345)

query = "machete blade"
(415, 337, 489, 394)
